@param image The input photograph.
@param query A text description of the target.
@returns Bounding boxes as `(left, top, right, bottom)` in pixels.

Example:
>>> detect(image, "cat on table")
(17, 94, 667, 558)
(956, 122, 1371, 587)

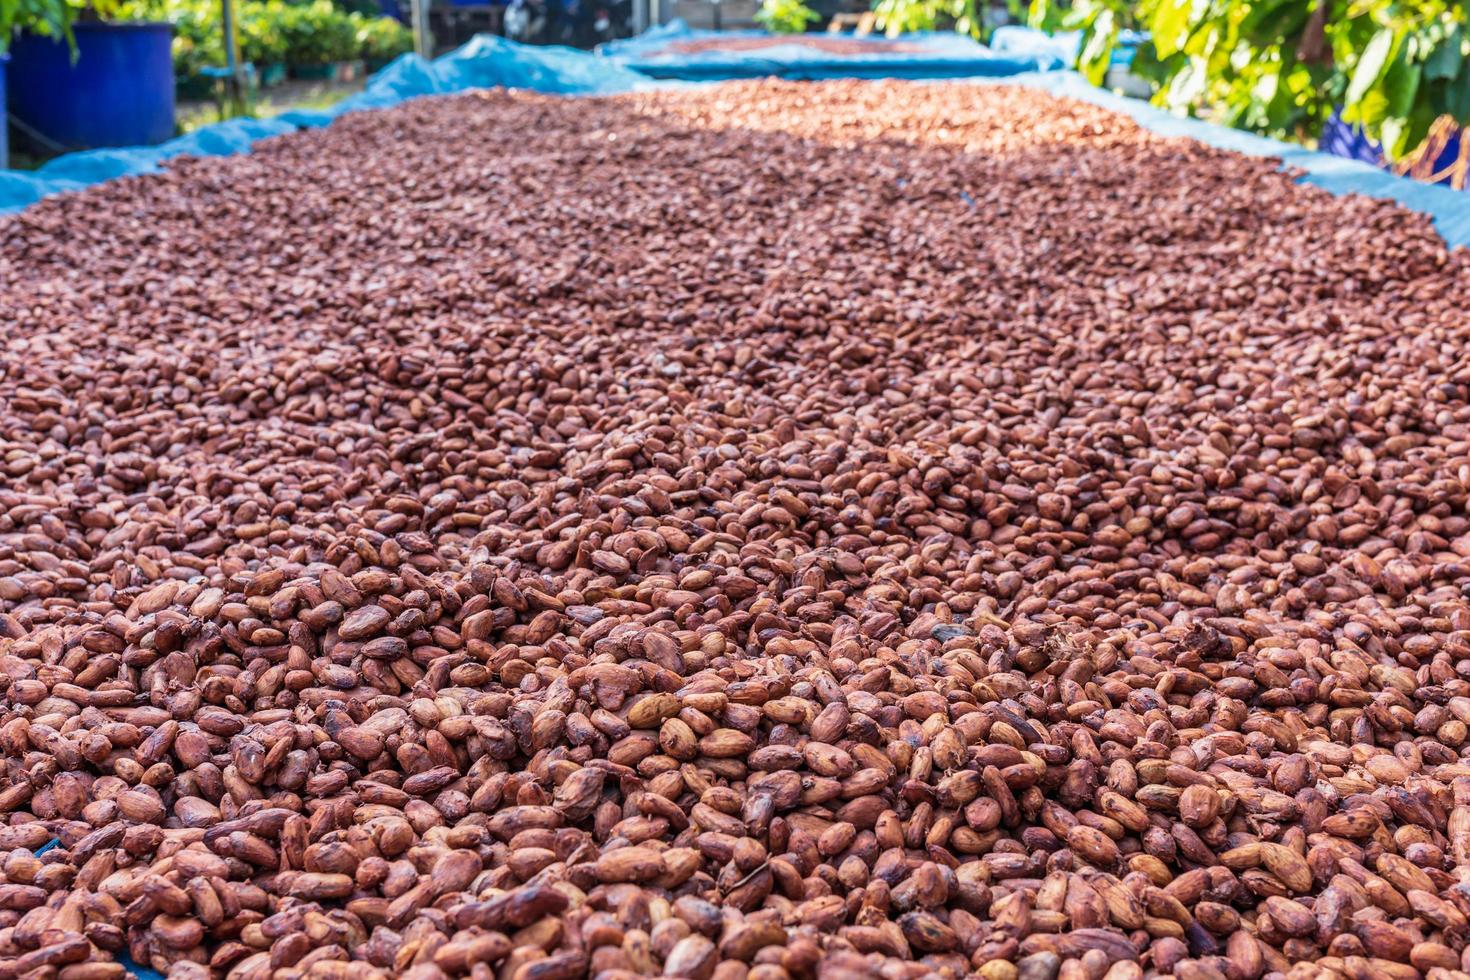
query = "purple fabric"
(1319, 111, 1385, 167)
(1321, 110, 1464, 189)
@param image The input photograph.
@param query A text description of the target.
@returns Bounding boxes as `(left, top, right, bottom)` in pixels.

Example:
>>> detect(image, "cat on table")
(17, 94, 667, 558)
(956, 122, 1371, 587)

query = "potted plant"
(284, 0, 360, 80)
(157, 0, 227, 98)
(136, 0, 282, 97)
(240, 0, 288, 86)
(754, 0, 818, 33)
(355, 13, 411, 72)
(6, 0, 176, 151)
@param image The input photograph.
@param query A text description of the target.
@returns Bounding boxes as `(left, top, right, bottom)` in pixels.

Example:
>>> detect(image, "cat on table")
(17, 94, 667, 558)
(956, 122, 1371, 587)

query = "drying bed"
(595, 25, 1058, 81)
(2, 80, 1470, 980)
(650, 37, 931, 56)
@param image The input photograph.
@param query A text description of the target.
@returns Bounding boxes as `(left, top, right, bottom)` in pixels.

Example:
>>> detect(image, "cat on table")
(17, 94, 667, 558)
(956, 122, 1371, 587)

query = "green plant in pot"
(755, 0, 819, 33)
(239, 0, 289, 82)
(282, 0, 356, 73)
(355, 13, 410, 69)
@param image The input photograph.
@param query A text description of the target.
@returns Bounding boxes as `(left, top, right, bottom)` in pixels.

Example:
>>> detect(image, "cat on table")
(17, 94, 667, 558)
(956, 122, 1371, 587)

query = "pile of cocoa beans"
(1, 78, 1469, 980)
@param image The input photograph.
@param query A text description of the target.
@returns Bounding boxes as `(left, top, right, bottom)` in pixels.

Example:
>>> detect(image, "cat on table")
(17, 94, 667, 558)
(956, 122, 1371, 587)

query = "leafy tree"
(1027, 0, 1138, 84)
(2, 0, 111, 53)
(873, 0, 984, 37)
(1027, 0, 1470, 159)
(756, 0, 820, 32)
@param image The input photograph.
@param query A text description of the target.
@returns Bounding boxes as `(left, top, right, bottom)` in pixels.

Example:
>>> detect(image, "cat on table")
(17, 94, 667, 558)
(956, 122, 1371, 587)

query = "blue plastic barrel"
(8, 23, 175, 151)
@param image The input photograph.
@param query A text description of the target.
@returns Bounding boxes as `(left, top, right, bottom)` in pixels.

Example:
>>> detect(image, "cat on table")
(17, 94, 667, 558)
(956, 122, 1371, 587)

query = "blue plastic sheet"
(0, 36, 644, 214)
(988, 25, 1080, 65)
(989, 25, 1144, 69)
(1, 28, 1467, 248)
(118, 956, 166, 980)
(0, 117, 294, 212)
(598, 20, 1062, 80)
(1321, 110, 1466, 192)
(987, 71, 1470, 247)
(32, 837, 165, 980)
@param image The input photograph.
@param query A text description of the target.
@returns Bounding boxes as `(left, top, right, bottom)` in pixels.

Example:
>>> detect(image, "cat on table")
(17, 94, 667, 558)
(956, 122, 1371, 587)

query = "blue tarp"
(0, 35, 646, 214)
(596, 19, 1063, 79)
(1, 28, 1468, 248)
(0, 117, 294, 212)
(993, 23, 1469, 197)
(988, 25, 1080, 65)
(989, 25, 1144, 68)
(31, 837, 164, 980)
(1320, 110, 1466, 191)
(277, 32, 646, 128)
(995, 71, 1470, 247)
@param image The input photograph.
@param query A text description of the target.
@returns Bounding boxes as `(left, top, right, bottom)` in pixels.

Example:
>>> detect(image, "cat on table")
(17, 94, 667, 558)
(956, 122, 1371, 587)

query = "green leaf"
(1387, 102, 1439, 158)
(757, 0, 820, 33)
(1150, 0, 1195, 58)
(1160, 55, 1208, 110)
(1425, 27, 1464, 81)
(1131, 40, 1182, 88)
(1264, 90, 1298, 132)
(1379, 115, 1409, 157)
(1237, 0, 1295, 42)
(1447, 66, 1470, 120)
(1078, 8, 1117, 85)
(1383, 55, 1421, 119)
(1338, 13, 1380, 55)
(1345, 85, 1391, 126)
(1345, 28, 1395, 108)
(1248, 61, 1277, 101)
(1191, 19, 1224, 59)
(1246, 0, 1311, 46)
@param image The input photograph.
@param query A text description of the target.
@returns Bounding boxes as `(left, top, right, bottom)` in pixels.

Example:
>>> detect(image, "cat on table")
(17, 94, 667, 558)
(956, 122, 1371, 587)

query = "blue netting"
(598, 19, 1063, 80)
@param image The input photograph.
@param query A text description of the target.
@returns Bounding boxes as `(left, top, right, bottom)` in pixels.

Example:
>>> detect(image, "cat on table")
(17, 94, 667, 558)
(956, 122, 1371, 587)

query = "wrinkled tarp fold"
(1, 117, 293, 211)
